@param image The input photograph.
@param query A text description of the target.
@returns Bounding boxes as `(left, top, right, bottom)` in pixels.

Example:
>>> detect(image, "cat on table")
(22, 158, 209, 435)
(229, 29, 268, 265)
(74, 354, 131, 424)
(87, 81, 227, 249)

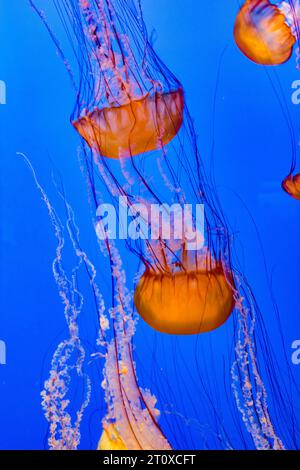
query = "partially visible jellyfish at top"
(29, 0, 300, 449)
(233, 0, 300, 66)
(234, 0, 300, 202)
(70, 0, 184, 159)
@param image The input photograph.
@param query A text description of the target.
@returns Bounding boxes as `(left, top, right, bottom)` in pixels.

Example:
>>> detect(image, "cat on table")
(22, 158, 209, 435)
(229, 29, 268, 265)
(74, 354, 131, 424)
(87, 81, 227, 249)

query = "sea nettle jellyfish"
(69, 0, 184, 159)
(234, 0, 297, 65)
(282, 173, 300, 199)
(234, 1, 300, 201)
(134, 242, 235, 335)
(49, 0, 236, 336)
(30, 0, 298, 450)
(74, 90, 184, 159)
(279, 83, 300, 202)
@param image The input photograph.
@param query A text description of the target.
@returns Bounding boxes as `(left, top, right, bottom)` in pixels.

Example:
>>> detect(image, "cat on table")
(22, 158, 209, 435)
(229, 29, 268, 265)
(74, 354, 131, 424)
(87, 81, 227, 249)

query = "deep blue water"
(0, 0, 300, 450)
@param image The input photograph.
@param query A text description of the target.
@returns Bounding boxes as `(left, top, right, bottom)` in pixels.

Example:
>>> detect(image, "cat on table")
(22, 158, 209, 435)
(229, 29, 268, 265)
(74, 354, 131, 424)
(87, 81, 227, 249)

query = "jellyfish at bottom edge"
(96, 239, 172, 450)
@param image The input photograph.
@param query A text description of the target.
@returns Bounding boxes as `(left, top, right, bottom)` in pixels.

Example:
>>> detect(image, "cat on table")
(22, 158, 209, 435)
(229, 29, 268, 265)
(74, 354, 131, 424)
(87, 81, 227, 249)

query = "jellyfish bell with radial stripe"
(69, 0, 184, 159)
(234, 0, 296, 65)
(134, 254, 235, 336)
(72, 89, 184, 159)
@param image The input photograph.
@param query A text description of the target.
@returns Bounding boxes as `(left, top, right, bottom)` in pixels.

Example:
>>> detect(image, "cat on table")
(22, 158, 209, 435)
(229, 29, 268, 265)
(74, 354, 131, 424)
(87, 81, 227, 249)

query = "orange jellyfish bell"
(134, 258, 235, 335)
(72, 89, 184, 159)
(282, 173, 300, 200)
(234, 0, 296, 65)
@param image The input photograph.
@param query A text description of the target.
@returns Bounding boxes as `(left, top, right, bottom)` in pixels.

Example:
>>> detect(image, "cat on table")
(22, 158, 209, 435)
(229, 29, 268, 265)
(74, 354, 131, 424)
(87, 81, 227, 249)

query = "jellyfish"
(234, 1, 300, 201)
(282, 173, 300, 199)
(30, 0, 300, 450)
(74, 89, 184, 159)
(67, 0, 184, 159)
(234, 0, 296, 65)
(66, 0, 236, 335)
(134, 246, 235, 335)
(43, 0, 236, 340)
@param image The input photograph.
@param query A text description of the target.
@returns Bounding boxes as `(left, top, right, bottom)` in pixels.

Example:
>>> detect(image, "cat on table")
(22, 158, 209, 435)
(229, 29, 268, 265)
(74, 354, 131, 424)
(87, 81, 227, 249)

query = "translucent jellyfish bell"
(134, 254, 235, 335)
(73, 89, 184, 159)
(69, 0, 184, 159)
(234, 0, 296, 65)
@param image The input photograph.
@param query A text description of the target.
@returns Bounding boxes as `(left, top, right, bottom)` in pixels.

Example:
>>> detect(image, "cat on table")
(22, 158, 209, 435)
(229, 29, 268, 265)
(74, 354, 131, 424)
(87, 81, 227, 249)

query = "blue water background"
(0, 0, 300, 450)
